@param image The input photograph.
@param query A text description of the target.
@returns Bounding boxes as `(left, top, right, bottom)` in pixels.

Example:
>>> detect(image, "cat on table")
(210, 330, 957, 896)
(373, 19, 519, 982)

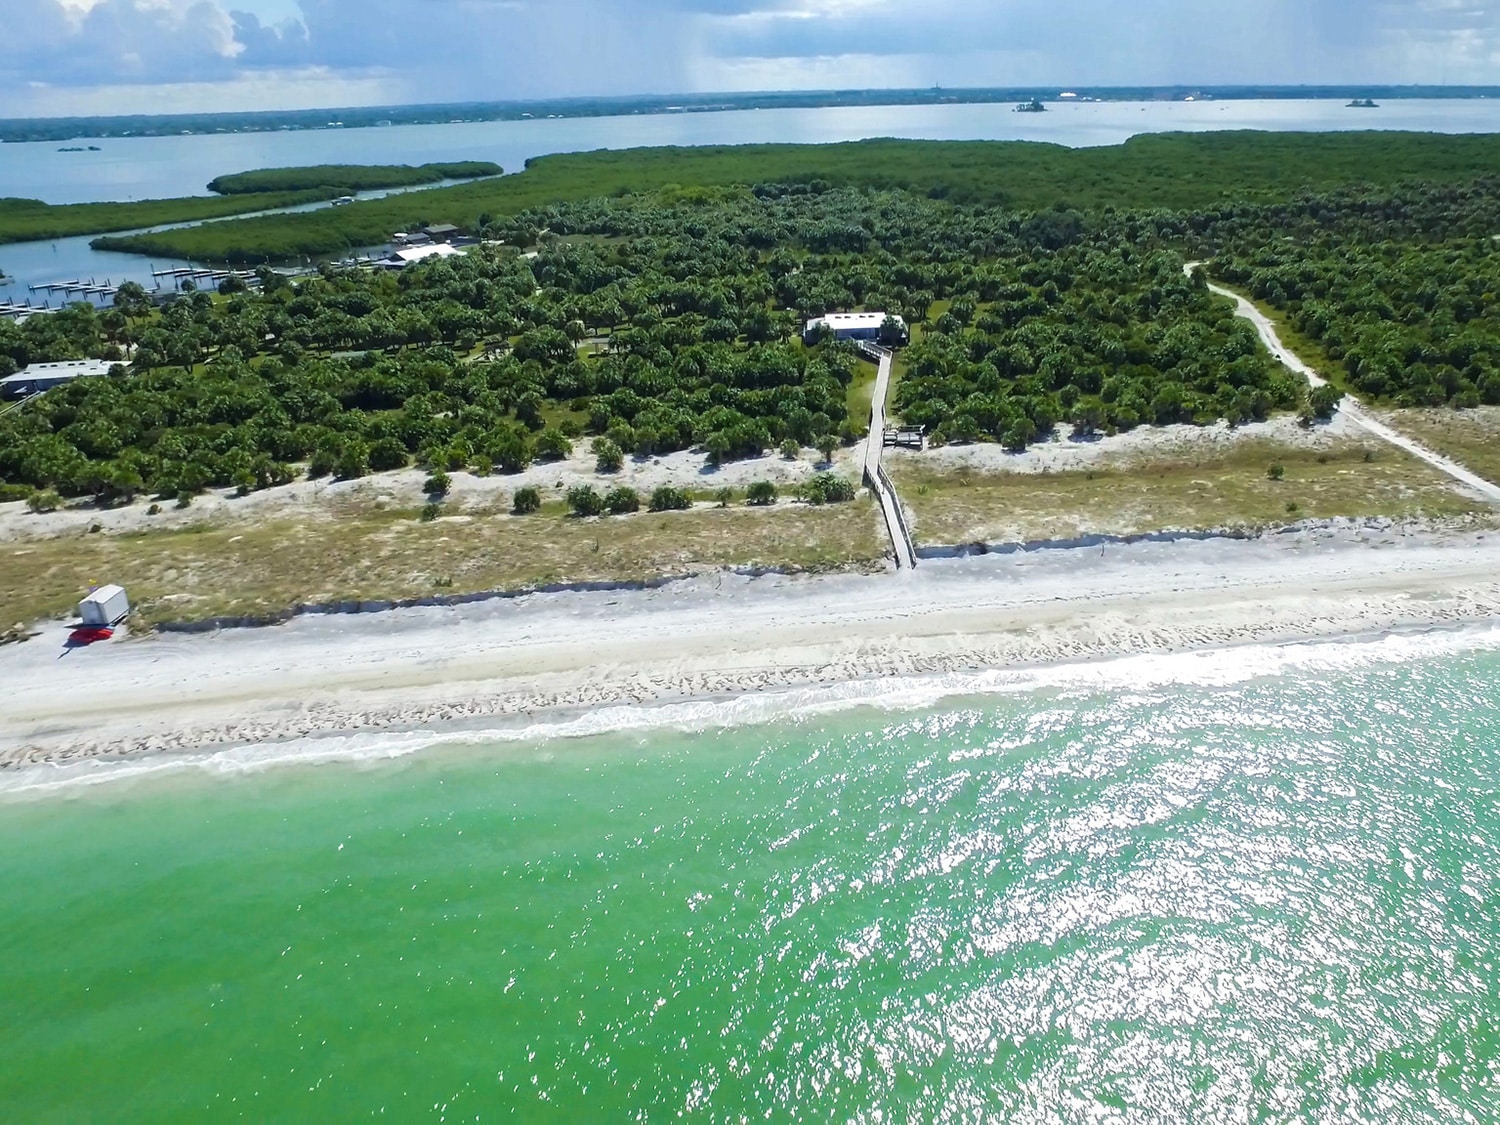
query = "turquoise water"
(3, 636, 1499, 1121)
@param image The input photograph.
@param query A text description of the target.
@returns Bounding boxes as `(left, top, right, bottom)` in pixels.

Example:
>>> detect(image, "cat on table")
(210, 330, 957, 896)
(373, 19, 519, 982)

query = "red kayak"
(68, 626, 114, 645)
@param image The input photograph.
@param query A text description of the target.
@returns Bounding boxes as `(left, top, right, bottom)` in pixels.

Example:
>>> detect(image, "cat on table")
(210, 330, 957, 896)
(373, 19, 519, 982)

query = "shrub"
(308, 446, 338, 479)
(472, 454, 493, 477)
(26, 489, 62, 514)
(780, 438, 800, 460)
(489, 429, 534, 473)
(566, 484, 604, 517)
(0, 483, 33, 503)
(816, 434, 839, 464)
(368, 437, 409, 472)
(593, 437, 624, 473)
(335, 439, 370, 480)
(424, 470, 452, 497)
(420, 501, 443, 521)
(534, 428, 573, 461)
(147, 502, 161, 515)
(175, 491, 194, 509)
(804, 473, 856, 504)
(650, 485, 692, 512)
(604, 485, 641, 514)
(1267, 462, 1285, 481)
(512, 486, 541, 514)
(715, 487, 735, 507)
(1309, 384, 1344, 421)
(746, 480, 778, 506)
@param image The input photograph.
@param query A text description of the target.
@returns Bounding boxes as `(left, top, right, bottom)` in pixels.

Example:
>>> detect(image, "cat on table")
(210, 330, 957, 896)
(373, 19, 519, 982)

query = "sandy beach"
(4, 515, 1500, 770)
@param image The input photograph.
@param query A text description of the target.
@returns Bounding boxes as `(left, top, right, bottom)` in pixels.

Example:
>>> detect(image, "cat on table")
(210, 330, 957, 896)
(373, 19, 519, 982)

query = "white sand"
(0, 444, 862, 541)
(4, 518, 1500, 769)
(887, 412, 1358, 477)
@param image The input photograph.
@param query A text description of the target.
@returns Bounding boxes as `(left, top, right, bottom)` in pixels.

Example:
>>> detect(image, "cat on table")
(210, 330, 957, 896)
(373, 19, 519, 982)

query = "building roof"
(804, 311, 905, 331)
(393, 243, 464, 264)
(424, 224, 461, 235)
(0, 358, 115, 385)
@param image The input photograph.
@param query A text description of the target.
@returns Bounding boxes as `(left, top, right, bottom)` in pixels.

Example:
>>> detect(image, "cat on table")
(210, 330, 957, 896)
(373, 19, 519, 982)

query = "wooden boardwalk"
(858, 343, 917, 569)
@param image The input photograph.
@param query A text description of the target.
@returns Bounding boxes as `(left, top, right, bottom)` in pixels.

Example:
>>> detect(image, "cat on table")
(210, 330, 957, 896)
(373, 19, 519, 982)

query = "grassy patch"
(847, 358, 879, 424)
(1380, 408, 1500, 486)
(888, 438, 1485, 546)
(1, 498, 886, 627)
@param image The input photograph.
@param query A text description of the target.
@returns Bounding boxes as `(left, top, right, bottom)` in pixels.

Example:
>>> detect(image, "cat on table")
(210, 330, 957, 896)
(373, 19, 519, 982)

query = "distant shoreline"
(4, 85, 1498, 143)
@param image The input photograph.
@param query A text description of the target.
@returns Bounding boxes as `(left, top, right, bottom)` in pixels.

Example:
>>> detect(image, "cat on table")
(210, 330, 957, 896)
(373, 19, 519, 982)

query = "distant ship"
(1015, 99, 1047, 113)
(1347, 98, 1379, 108)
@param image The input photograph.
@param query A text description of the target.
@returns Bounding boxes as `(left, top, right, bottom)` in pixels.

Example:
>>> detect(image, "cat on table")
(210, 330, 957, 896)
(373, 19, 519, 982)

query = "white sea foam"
(5, 622, 1500, 799)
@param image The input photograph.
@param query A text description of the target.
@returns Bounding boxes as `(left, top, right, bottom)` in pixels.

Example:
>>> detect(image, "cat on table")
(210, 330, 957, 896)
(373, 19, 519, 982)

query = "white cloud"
(6, 0, 1500, 115)
(3, 69, 399, 117)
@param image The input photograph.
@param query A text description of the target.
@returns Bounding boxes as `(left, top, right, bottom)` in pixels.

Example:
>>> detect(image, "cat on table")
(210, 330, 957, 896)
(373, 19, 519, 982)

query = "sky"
(3, 0, 1498, 117)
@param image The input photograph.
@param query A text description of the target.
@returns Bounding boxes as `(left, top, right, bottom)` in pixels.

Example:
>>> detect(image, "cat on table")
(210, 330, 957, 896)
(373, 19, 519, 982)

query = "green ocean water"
(3, 636, 1499, 1122)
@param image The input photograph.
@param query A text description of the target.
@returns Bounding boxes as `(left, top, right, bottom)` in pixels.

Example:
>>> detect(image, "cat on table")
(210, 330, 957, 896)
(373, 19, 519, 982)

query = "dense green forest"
(206, 162, 502, 195)
(4, 156, 1500, 503)
(1210, 187, 1500, 406)
(0, 189, 338, 246)
(91, 132, 1500, 264)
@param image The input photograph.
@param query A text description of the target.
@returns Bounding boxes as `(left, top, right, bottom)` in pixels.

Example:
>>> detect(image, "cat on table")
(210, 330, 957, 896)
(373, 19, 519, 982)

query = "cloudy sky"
(5, 0, 1497, 117)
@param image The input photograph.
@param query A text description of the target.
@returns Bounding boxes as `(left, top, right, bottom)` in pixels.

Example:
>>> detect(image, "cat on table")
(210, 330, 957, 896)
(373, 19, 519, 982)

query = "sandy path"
(1188, 263, 1500, 504)
(4, 521, 1499, 767)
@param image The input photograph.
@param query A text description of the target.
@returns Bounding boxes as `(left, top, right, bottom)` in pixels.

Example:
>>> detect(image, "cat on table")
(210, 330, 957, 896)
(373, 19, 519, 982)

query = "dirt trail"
(1187, 263, 1500, 505)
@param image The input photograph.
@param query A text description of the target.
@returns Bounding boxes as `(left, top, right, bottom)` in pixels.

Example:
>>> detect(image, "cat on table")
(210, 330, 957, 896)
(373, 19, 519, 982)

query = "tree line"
(5, 173, 1497, 504)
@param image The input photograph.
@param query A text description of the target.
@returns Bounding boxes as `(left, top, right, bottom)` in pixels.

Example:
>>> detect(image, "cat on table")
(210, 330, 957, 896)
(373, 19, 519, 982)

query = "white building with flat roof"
(0, 358, 115, 400)
(803, 311, 908, 346)
(387, 243, 464, 268)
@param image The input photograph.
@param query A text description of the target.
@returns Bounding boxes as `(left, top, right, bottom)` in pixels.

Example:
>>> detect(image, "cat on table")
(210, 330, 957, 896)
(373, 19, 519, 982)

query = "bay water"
(3, 631, 1498, 1120)
(4, 97, 1500, 301)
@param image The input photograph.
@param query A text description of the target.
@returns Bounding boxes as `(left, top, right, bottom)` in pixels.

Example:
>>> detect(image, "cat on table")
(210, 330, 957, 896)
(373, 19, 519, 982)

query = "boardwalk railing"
(854, 339, 917, 569)
(874, 462, 916, 564)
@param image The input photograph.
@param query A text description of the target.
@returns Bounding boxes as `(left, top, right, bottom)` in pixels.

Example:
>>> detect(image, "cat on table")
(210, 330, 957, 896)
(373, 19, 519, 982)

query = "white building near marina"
(0, 358, 116, 400)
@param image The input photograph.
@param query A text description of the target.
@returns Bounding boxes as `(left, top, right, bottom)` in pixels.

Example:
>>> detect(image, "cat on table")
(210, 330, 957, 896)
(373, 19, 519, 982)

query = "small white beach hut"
(79, 585, 130, 626)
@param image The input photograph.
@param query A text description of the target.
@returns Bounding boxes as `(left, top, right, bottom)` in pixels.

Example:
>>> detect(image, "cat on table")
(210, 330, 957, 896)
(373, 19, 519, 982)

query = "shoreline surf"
(5, 519, 1500, 790)
(5, 614, 1500, 799)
